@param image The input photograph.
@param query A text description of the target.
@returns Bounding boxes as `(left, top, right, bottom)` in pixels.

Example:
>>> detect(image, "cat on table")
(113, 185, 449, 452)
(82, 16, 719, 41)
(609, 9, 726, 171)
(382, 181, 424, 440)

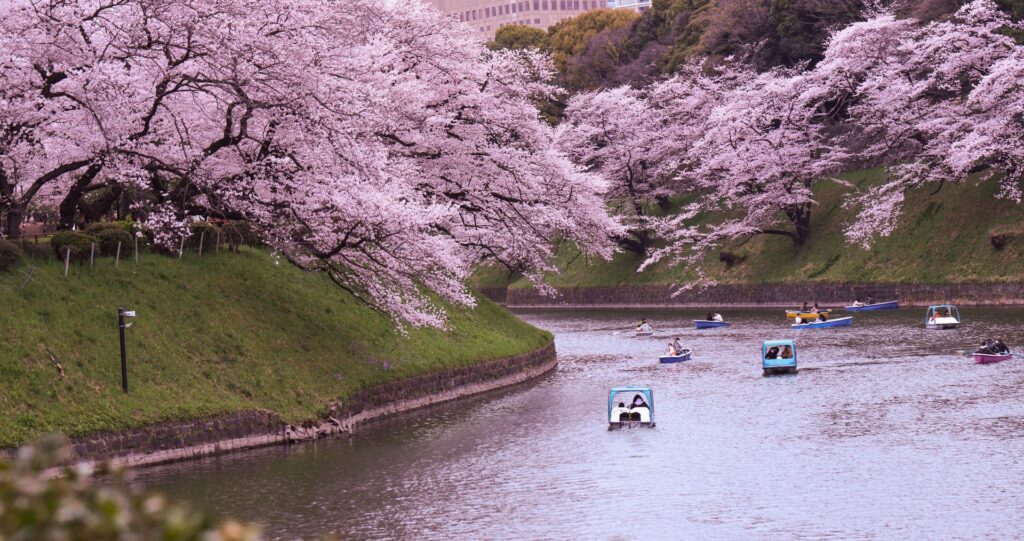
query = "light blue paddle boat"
(608, 386, 654, 429)
(791, 316, 853, 329)
(762, 339, 797, 376)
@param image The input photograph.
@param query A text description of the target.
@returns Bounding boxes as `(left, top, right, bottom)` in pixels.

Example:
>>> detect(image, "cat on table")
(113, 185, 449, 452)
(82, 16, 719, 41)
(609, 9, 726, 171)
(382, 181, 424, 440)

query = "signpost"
(117, 307, 135, 393)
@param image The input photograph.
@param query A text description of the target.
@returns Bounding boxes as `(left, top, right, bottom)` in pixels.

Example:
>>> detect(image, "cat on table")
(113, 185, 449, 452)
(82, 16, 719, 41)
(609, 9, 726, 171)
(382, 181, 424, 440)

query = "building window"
(560, 0, 566, 9)
(512, 3, 517, 12)
(533, 0, 539, 9)
(534, 17, 541, 23)
(542, 0, 548, 8)
(574, 0, 579, 9)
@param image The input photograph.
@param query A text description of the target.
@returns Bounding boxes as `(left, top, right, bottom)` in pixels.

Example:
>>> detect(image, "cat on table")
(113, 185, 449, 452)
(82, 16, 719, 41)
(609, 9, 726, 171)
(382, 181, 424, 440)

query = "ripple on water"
(131, 308, 1024, 540)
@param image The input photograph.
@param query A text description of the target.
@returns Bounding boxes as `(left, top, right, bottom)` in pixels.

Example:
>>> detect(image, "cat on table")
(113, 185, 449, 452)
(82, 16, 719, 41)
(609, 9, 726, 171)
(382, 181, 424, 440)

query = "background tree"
(489, 24, 549, 51)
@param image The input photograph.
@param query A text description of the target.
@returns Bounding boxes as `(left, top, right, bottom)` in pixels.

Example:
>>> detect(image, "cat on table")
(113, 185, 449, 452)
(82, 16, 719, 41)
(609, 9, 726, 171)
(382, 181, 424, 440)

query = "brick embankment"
(33, 341, 556, 469)
(485, 283, 1024, 308)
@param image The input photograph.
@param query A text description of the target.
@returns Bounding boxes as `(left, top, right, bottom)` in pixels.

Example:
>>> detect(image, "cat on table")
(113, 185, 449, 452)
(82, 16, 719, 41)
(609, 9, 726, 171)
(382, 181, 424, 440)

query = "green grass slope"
(474, 168, 1024, 289)
(0, 249, 550, 447)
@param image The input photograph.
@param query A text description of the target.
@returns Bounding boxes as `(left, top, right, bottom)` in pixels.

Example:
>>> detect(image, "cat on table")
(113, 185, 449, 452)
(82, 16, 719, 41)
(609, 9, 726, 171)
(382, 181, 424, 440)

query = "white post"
(198, 231, 205, 257)
(216, 230, 221, 253)
(63, 248, 70, 278)
(134, 236, 139, 265)
(115, 241, 122, 269)
(178, 235, 185, 258)
(89, 243, 95, 270)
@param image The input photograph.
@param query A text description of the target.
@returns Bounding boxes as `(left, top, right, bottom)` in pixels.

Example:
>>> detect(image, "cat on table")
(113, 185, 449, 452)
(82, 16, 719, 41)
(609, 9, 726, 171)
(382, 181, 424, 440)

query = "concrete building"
(606, 0, 651, 12)
(426, 0, 608, 39)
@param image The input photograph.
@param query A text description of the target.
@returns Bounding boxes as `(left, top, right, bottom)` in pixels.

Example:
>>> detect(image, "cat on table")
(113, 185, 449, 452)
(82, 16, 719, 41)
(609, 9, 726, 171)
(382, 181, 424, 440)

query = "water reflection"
(132, 308, 1024, 539)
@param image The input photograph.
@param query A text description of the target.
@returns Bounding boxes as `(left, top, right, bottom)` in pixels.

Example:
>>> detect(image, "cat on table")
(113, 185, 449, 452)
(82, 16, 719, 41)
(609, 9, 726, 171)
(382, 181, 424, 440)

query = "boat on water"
(925, 305, 961, 329)
(791, 316, 853, 329)
(762, 339, 797, 376)
(786, 309, 832, 319)
(635, 330, 654, 337)
(608, 386, 655, 429)
(635, 322, 654, 337)
(659, 349, 692, 363)
(974, 352, 1014, 364)
(845, 300, 899, 312)
(695, 320, 730, 329)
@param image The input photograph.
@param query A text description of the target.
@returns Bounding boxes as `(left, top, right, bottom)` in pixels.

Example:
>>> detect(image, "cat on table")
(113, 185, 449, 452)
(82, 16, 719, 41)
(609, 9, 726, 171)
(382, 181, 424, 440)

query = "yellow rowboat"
(785, 309, 832, 319)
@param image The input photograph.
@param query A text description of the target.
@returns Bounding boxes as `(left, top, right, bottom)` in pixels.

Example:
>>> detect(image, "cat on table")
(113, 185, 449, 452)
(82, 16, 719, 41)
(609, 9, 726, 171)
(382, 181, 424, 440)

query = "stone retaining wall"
(488, 283, 1024, 308)
(40, 341, 556, 469)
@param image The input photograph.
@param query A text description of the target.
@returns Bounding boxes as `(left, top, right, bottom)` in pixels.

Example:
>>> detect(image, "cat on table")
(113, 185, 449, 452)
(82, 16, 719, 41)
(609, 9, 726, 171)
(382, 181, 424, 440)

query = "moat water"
(132, 307, 1024, 539)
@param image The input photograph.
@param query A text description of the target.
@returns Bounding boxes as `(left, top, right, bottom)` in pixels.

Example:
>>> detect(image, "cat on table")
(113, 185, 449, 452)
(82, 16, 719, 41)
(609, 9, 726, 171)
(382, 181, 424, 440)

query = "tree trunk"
(4, 209, 22, 239)
(58, 164, 103, 230)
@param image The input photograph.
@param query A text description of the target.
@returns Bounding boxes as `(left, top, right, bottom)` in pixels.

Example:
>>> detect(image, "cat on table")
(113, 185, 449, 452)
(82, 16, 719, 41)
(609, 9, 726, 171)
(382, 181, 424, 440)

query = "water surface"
(132, 308, 1024, 539)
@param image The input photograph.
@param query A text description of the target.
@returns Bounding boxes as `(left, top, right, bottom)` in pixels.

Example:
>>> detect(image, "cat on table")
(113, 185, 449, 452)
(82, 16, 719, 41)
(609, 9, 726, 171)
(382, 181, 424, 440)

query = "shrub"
(187, 221, 221, 251)
(222, 220, 257, 251)
(17, 241, 52, 261)
(0, 239, 23, 271)
(49, 231, 97, 262)
(96, 228, 133, 256)
(0, 435, 261, 541)
(84, 221, 127, 235)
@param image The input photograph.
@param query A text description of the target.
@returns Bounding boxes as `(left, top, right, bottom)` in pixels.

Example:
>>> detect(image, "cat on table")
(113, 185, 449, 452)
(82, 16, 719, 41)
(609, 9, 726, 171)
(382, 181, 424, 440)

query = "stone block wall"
(488, 283, 1024, 308)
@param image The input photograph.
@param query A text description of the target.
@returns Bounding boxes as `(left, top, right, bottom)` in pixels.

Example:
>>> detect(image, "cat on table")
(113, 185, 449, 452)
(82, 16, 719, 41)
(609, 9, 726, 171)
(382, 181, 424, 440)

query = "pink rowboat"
(974, 352, 1014, 364)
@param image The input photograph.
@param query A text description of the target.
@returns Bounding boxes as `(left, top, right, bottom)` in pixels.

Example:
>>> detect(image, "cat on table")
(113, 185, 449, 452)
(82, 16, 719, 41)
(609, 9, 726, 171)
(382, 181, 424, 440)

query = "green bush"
(84, 221, 126, 235)
(0, 239, 23, 271)
(96, 228, 133, 256)
(222, 220, 257, 251)
(17, 241, 52, 261)
(49, 231, 97, 262)
(0, 435, 261, 541)
(187, 221, 221, 251)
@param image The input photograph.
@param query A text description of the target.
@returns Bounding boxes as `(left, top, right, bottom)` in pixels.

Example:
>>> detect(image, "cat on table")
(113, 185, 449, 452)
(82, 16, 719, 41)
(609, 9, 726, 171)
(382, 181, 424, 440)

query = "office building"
(426, 0, 606, 39)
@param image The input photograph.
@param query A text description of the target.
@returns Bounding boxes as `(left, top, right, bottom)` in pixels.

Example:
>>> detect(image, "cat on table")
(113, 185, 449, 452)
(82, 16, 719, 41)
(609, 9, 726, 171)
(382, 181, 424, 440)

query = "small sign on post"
(117, 307, 136, 393)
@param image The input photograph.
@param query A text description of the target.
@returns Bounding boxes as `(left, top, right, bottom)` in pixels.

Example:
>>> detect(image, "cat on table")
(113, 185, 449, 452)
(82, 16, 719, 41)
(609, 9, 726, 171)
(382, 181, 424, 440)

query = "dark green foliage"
(488, 24, 549, 50)
(95, 228, 132, 256)
(0, 239, 22, 271)
(17, 241, 52, 261)
(0, 435, 260, 541)
(49, 231, 97, 262)
(187, 221, 220, 251)
(222, 220, 257, 251)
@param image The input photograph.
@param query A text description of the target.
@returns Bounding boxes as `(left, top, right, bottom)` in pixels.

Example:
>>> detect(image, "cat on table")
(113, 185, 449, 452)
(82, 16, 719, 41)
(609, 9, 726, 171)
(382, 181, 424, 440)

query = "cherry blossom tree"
(0, 0, 619, 326)
(836, 0, 1024, 245)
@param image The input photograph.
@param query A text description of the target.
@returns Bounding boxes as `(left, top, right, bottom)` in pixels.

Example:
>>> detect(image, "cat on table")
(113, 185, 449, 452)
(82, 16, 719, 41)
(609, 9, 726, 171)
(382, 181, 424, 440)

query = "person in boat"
(712, 313, 724, 322)
(706, 312, 715, 321)
(636, 319, 652, 333)
(801, 302, 810, 312)
(671, 337, 683, 355)
(994, 338, 1010, 354)
(867, 295, 874, 304)
(976, 340, 995, 355)
(812, 302, 821, 313)
(794, 315, 803, 324)
(665, 342, 679, 356)
(780, 345, 793, 359)
(818, 312, 828, 322)
(765, 346, 779, 359)
(631, 394, 648, 409)
(851, 298, 864, 307)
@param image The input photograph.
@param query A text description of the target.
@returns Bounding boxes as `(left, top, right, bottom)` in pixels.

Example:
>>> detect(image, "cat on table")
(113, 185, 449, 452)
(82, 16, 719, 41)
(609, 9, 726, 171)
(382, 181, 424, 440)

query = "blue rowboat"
(695, 320, 730, 329)
(845, 300, 898, 312)
(659, 349, 692, 363)
(791, 316, 853, 329)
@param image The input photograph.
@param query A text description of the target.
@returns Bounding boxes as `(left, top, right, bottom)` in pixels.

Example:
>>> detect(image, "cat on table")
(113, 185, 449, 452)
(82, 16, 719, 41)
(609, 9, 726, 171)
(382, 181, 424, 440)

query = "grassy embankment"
(0, 249, 550, 448)
(473, 168, 1024, 289)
